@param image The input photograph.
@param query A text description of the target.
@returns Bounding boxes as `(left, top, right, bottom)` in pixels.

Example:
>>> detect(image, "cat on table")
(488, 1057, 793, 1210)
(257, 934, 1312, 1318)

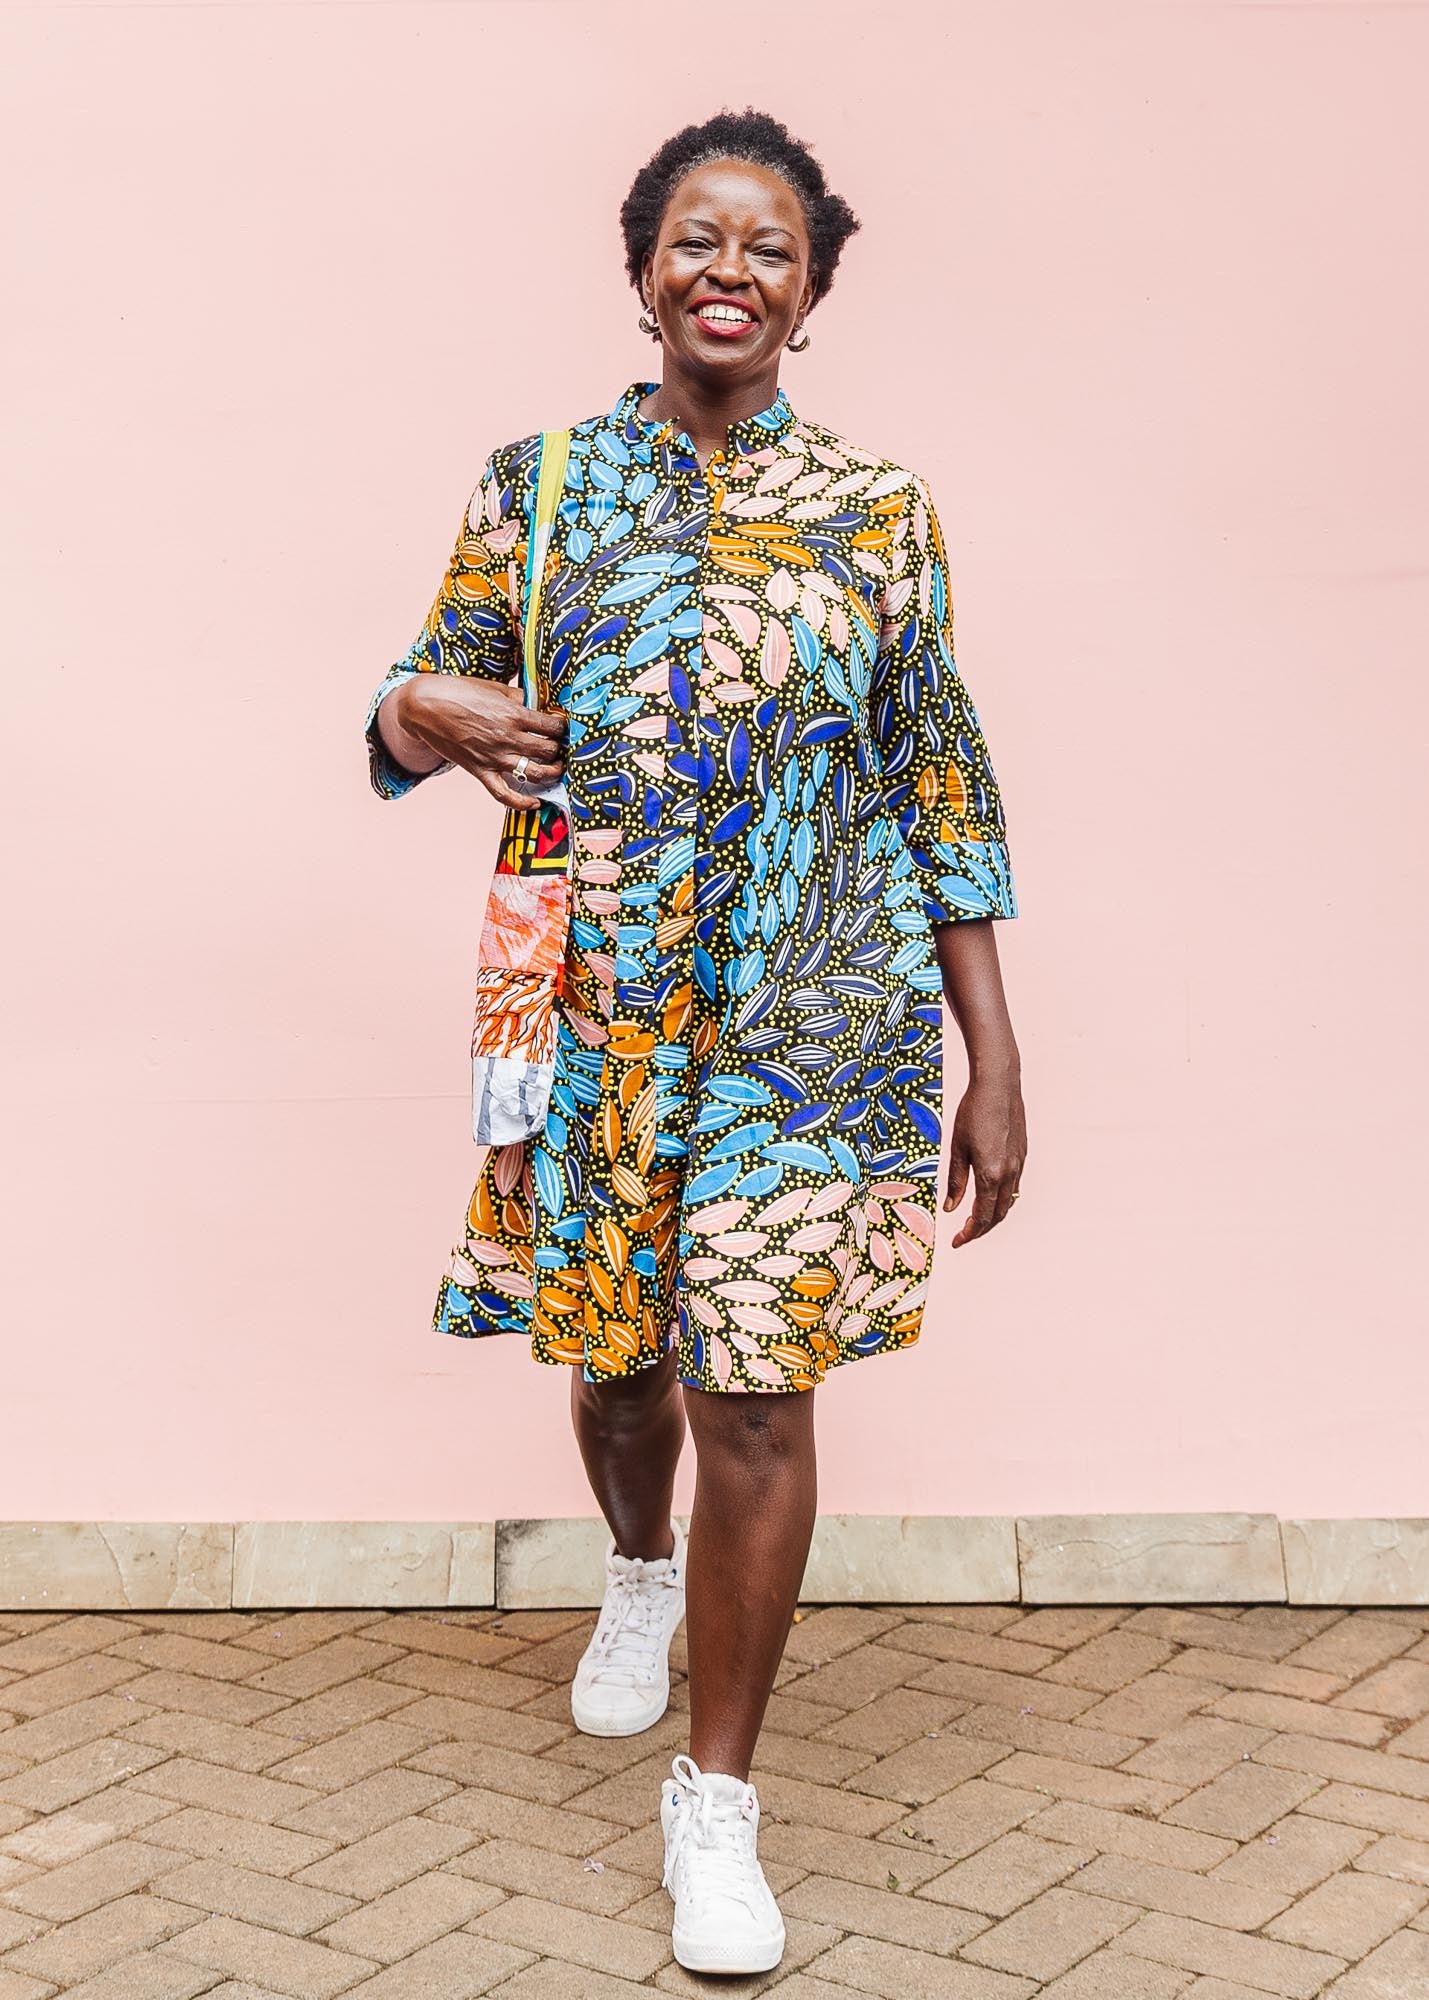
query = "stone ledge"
(2, 1516, 1425, 1609)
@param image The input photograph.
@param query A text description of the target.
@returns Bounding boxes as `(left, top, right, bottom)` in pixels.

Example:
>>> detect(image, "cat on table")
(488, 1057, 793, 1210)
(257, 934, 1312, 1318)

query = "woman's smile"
(689, 294, 761, 338)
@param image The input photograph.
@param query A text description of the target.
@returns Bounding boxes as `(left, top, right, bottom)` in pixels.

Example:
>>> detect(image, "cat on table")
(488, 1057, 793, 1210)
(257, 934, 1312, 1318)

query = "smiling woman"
(365, 106, 1025, 1975)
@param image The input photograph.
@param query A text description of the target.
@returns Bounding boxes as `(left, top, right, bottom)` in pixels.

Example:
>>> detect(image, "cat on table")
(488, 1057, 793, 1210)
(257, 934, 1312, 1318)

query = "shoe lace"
(661, 1755, 762, 1911)
(586, 1555, 674, 1687)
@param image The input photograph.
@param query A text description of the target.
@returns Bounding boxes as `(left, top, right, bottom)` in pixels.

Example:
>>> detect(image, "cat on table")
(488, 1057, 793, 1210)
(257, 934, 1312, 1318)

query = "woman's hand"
(390, 676, 567, 810)
(945, 1067, 1027, 1246)
(930, 917, 1027, 1246)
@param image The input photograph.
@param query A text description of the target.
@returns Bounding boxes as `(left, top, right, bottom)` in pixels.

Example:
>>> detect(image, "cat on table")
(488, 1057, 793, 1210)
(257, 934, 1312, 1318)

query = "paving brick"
(782, 1607, 906, 1665)
(1352, 1833, 1429, 1886)
(243, 1640, 405, 1702)
(122, 1710, 305, 1772)
(156, 1912, 376, 1996)
(3, 1894, 204, 1985)
(1122, 1717, 1272, 1787)
(804, 1932, 1036, 1996)
(155, 1856, 357, 1933)
(1162, 1761, 1321, 1839)
(128, 1758, 320, 1824)
(1072, 1852, 1289, 1928)
(1038, 1955, 1193, 1997)
(408, 1742, 596, 1805)
(885, 1624, 1062, 1676)
(1000, 1609, 1128, 1650)
(490, 1964, 652, 2000)
(448, 1836, 648, 1915)
(780, 1644, 944, 1712)
(1298, 1783, 1429, 1840)
(469, 1894, 671, 1979)
(916, 1830, 1093, 1916)
(1125, 1612, 1307, 1661)
(237, 1613, 387, 1658)
(0, 1694, 158, 1766)
(961, 1884, 1141, 1978)
(1079, 1674, 1222, 1739)
(1263, 1868, 1426, 1955)
(1334, 1661, 1429, 1722)
(782, 1870, 988, 1951)
(1040, 1632, 1178, 1693)
(1116, 1911, 1346, 1995)
(278, 1770, 456, 1842)
(0, 1786, 174, 1866)
(984, 1752, 1185, 1815)
(1162, 1652, 1347, 1701)
(949, 1703, 1144, 1768)
(1256, 1730, 1429, 1800)
(0, 1659, 146, 1719)
(131, 1806, 335, 1874)
(840, 1733, 1001, 1807)
(294, 1816, 476, 1898)
(1212, 1813, 1374, 1894)
(430, 1786, 625, 1857)
(1321, 1926, 1429, 1994)
(351, 1619, 522, 1668)
(759, 1813, 949, 1889)
(2, 1837, 187, 1919)
(377, 1656, 554, 1707)
(1025, 1802, 1237, 1871)
(382, 1697, 568, 1756)
(904, 1661, 1098, 1721)
(117, 1671, 295, 1727)
(0, 1738, 171, 1815)
(742, 1726, 875, 1787)
(884, 1778, 1046, 1861)
(60, 1952, 224, 1999)
(1386, 1714, 1429, 1759)
(109, 1634, 280, 1683)
(0, 1973, 59, 2000)
(314, 1871, 499, 1961)
(1283, 1620, 1417, 1681)
(813, 1687, 959, 1754)
(1208, 1690, 1391, 1747)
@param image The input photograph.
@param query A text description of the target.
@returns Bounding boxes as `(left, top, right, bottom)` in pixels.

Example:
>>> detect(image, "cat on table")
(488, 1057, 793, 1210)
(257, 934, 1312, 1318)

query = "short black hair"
(619, 108, 861, 312)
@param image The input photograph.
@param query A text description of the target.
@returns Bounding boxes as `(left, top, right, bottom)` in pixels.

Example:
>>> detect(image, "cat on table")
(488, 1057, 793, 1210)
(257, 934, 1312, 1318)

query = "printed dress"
(366, 379, 1017, 1393)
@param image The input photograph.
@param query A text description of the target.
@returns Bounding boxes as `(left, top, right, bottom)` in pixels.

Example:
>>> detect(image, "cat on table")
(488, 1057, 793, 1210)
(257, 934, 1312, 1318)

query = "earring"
(786, 323, 810, 352)
(638, 304, 661, 341)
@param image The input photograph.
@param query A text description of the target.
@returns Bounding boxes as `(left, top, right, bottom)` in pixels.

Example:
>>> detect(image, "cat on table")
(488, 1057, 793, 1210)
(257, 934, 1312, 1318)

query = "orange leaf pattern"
(366, 382, 1015, 1392)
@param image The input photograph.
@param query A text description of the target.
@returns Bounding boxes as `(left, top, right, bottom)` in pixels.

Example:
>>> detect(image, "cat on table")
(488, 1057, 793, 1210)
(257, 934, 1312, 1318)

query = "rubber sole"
(671, 1922, 786, 1974)
(569, 1675, 670, 1737)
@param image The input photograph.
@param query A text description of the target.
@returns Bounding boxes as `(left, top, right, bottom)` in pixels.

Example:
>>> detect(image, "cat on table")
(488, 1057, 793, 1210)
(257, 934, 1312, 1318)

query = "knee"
(686, 1389, 814, 1473)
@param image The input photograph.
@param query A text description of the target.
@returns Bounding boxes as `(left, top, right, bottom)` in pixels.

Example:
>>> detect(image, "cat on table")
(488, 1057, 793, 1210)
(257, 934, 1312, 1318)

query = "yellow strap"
(523, 428, 571, 707)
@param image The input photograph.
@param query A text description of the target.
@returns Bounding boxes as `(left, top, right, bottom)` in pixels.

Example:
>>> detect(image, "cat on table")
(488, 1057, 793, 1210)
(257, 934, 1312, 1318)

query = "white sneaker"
(570, 1519, 687, 1736)
(660, 1752, 786, 1974)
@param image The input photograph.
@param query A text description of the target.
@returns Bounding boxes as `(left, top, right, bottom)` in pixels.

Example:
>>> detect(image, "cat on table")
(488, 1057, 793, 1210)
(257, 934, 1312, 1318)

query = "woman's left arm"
(869, 466, 1025, 1243)
(933, 918, 1026, 1246)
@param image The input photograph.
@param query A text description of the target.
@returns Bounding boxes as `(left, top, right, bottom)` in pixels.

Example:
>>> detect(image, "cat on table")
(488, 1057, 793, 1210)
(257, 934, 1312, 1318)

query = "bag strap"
(521, 428, 571, 709)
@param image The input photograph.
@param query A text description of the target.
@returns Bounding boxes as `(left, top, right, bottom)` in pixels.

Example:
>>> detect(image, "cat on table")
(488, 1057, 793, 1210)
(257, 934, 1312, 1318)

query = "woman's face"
(641, 158, 814, 387)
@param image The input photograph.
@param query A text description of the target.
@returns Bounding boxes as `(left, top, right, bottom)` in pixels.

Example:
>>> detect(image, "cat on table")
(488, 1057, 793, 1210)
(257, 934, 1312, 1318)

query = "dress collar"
(609, 378, 798, 456)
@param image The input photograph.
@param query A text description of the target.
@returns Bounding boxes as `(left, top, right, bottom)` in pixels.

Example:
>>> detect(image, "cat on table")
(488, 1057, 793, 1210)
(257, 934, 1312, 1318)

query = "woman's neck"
(636, 368, 781, 469)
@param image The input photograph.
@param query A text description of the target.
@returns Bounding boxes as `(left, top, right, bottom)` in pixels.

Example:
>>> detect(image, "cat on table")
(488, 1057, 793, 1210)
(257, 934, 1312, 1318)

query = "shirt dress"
(366, 379, 1017, 1394)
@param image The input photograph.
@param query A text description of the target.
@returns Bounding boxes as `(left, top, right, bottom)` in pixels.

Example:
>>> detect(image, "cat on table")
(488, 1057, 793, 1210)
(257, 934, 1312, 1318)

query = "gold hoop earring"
(786, 323, 811, 353)
(638, 306, 661, 341)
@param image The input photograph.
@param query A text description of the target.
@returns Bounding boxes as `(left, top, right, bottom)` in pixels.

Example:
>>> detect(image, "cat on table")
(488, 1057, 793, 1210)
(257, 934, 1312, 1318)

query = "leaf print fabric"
(366, 380, 1016, 1393)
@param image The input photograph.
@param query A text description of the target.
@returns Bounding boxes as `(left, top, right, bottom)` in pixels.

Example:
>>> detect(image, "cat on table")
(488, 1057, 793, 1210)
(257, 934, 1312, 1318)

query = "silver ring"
(513, 755, 530, 784)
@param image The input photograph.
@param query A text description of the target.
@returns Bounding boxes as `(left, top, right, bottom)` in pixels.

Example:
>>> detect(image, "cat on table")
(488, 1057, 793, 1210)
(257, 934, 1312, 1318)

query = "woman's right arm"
(365, 442, 565, 810)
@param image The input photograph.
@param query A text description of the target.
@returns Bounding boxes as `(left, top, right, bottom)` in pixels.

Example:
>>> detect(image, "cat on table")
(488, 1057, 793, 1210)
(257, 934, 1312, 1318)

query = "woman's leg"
(680, 1388, 818, 1780)
(570, 1348, 687, 1559)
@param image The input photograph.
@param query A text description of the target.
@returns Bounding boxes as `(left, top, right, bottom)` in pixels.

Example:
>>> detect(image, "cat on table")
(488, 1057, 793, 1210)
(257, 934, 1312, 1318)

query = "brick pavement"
(1, 1602, 1428, 1996)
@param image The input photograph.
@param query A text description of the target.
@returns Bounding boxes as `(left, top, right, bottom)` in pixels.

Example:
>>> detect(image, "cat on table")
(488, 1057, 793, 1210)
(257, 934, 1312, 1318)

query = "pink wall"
(4, 2, 1426, 1524)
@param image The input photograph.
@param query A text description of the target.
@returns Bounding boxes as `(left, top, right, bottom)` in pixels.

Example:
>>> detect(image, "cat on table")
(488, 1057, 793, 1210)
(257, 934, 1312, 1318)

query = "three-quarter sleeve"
(871, 470, 1017, 922)
(365, 444, 526, 799)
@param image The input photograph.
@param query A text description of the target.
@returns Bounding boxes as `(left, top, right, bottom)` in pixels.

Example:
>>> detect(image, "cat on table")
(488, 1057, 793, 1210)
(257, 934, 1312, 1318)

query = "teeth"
(698, 304, 754, 324)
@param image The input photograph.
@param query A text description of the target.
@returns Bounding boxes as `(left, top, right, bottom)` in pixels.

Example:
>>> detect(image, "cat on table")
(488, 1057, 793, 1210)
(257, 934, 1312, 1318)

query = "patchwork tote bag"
(469, 428, 572, 1146)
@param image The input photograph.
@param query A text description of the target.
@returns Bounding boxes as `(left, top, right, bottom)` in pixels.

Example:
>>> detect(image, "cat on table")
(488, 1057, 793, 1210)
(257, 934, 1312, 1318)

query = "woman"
(366, 109, 1025, 1976)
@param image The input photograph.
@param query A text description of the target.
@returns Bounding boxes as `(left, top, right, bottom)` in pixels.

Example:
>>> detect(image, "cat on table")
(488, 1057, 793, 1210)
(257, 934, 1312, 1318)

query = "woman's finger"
(952, 1170, 1000, 1248)
(992, 1177, 1023, 1228)
(482, 774, 544, 810)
